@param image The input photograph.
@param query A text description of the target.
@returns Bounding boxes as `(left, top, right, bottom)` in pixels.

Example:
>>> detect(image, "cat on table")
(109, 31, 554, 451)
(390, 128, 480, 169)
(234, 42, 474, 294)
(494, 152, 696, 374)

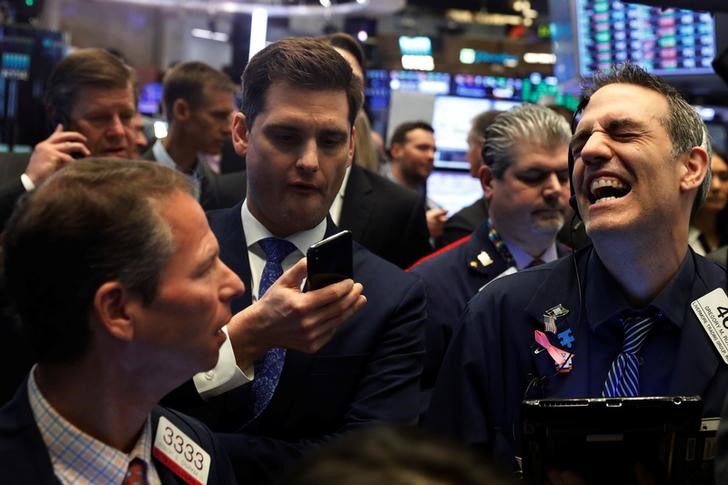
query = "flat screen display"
(432, 95, 520, 169)
(576, 0, 716, 76)
(138, 82, 163, 116)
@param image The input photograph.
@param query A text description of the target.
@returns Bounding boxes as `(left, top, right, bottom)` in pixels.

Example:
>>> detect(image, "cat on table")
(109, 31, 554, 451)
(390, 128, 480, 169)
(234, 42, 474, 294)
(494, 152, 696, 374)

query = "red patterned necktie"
(123, 457, 148, 485)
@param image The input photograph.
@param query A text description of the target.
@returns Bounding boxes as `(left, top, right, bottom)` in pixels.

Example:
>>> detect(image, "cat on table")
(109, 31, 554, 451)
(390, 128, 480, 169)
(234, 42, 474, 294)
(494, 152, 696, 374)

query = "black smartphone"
(306, 230, 353, 291)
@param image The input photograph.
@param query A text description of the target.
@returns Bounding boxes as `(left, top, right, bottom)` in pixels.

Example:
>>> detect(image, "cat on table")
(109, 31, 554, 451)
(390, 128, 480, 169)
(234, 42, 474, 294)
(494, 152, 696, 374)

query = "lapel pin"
(543, 304, 570, 334)
(476, 251, 493, 268)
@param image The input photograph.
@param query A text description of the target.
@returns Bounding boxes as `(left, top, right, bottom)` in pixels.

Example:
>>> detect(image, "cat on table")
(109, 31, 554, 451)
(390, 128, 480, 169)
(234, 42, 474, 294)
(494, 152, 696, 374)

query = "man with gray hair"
(410, 103, 571, 411)
(424, 63, 727, 481)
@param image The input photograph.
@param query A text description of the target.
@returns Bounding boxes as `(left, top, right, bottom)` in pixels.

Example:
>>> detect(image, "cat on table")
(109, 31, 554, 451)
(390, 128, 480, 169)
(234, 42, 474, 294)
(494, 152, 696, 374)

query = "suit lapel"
(523, 253, 588, 396)
(1, 378, 62, 483)
(463, 225, 510, 283)
(207, 203, 253, 312)
(338, 165, 373, 241)
(668, 257, 721, 397)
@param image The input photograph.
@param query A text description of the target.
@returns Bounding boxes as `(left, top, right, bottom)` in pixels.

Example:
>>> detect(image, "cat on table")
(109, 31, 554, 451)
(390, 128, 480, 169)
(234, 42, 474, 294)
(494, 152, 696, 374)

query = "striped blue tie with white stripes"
(602, 311, 657, 398)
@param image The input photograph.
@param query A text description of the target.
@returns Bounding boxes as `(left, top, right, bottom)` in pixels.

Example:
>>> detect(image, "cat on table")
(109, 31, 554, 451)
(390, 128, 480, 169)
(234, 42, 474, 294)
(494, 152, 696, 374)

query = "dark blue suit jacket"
(409, 223, 570, 410)
(424, 247, 728, 467)
(0, 377, 236, 484)
(178, 203, 426, 483)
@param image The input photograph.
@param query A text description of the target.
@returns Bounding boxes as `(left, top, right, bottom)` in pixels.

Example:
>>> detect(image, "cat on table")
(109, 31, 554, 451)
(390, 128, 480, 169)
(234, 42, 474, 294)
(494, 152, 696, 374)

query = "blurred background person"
(439, 109, 503, 247)
(279, 425, 517, 485)
(690, 148, 728, 255)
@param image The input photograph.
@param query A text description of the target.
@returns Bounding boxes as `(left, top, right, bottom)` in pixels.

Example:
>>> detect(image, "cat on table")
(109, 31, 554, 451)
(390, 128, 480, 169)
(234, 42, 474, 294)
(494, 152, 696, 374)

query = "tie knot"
(526, 257, 545, 268)
(618, 308, 659, 355)
(259, 238, 297, 264)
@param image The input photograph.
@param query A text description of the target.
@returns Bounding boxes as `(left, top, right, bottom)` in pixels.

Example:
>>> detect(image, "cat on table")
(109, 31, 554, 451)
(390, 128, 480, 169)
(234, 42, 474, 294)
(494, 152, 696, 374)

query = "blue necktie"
(602, 310, 657, 397)
(252, 237, 297, 419)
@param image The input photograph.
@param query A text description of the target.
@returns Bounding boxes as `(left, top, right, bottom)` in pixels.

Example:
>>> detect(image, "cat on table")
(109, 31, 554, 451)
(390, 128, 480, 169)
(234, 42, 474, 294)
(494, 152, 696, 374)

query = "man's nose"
(296, 139, 320, 172)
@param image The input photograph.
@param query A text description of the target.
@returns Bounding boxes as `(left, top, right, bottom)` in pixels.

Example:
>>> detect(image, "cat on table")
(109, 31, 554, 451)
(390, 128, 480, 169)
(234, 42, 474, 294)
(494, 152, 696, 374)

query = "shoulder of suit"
(409, 235, 472, 272)
(358, 167, 422, 202)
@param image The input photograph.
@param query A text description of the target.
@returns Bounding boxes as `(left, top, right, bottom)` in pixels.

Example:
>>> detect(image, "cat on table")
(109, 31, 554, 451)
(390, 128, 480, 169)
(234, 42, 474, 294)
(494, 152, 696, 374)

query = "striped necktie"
(602, 310, 658, 397)
(251, 237, 297, 419)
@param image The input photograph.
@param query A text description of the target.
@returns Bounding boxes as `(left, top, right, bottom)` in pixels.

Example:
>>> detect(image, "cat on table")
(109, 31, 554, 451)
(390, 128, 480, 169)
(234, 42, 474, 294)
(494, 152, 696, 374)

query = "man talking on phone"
(165, 37, 426, 484)
(0, 48, 137, 228)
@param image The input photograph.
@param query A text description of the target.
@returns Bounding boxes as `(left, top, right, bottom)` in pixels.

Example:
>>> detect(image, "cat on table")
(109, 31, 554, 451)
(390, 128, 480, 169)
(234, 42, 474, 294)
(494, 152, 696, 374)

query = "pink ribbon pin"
(534, 330, 574, 373)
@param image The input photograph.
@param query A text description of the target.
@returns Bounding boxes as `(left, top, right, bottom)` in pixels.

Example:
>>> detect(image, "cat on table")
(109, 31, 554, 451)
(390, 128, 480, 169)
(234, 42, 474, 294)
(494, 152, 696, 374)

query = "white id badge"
(691, 287, 728, 365)
(153, 416, 211, 485)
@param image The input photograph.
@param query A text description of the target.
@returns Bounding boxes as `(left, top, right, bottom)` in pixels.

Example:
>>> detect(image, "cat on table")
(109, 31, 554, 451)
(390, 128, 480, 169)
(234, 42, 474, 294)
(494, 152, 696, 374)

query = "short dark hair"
(3, 159, 193, 365)
(388, 121, 434, 149)
(582, 62, 711, 208)
(240, 37, 363, 129)
(162, 61, 236, 122)
(471, 110, 503, 138)
(45, 48, 135, 127)
(323, 32, 365, 75)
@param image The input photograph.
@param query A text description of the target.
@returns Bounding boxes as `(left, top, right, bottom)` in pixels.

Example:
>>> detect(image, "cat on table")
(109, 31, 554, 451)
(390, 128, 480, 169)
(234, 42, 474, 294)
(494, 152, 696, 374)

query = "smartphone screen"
(306, 230, 353, 291)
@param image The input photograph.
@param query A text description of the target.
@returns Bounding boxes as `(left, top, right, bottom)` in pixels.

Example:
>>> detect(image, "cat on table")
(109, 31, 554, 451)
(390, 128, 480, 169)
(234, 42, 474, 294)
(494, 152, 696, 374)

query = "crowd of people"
(2, 32, 728, 485)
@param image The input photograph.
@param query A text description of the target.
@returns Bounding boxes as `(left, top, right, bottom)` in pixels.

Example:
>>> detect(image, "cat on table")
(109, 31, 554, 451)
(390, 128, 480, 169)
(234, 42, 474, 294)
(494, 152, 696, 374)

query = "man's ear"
(479, 164, 495, 200)
(231, 112, 249, 157)
(680, 146, 709, 194)
(389, 143, 403, 162)
(172, 98, 190, 123)
(92, 282, 136, 342)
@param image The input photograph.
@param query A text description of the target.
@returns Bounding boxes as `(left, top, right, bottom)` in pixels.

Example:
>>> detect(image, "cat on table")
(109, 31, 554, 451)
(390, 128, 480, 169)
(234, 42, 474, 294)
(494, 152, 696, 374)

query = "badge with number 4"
(691, 287, 728, 365)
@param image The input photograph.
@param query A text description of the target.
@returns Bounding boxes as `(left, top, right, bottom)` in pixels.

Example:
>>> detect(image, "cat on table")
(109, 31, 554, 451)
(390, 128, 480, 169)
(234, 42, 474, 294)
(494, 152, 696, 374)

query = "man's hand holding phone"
(25, 124, 90, 186)
(227, 253, 366, 371)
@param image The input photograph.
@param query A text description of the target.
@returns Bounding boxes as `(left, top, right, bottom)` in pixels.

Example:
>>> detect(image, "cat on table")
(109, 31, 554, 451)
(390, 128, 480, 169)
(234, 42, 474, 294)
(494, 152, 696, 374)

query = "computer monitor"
(521, 396, 712, 484)
(431, 95, 520, 170)
(138, 81, 163, 116)
(549, 0, 728, 102)
(575, 0, 716, 77)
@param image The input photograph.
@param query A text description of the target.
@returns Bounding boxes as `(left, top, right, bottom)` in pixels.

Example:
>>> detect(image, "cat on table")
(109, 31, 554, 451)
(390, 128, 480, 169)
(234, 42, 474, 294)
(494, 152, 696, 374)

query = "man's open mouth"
(588, 177, 631, 204)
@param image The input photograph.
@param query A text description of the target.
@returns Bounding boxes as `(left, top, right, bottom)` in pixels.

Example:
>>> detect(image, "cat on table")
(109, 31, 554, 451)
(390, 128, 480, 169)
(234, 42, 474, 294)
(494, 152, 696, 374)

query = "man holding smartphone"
(165, 37, 426, 484)
(0, 48, 137, 229)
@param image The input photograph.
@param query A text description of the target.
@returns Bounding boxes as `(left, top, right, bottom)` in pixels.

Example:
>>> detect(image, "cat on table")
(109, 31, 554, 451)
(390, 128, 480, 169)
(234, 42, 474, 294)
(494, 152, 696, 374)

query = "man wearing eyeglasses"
(409, 104, 571, 413)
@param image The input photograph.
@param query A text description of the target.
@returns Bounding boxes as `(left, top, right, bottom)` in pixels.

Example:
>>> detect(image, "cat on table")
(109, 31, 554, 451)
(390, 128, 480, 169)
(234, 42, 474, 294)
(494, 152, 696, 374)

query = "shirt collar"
(505, 240, 559, 270)
(329, 165, 351, 226)
(241, 199, 326, 257)
(152, 139, 176, 170)
(152, 140, 203, 200)
(28, 367, 156, 484)
(585, 249, 695, 330)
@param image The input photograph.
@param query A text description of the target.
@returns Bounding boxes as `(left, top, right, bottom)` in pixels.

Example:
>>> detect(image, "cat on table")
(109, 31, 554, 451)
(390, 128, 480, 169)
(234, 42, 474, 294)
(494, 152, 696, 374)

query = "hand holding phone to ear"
(25, 124, 90, 186)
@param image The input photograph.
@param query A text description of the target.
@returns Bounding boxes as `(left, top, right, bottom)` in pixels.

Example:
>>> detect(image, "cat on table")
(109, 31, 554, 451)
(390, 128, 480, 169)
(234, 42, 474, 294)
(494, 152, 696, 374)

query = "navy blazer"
(438, 197, 488, 248)
(176, 202, 426, 483)
(410, 222, 570, 408)
(424, 247, 728, 468)
(0, 378, 236, 484)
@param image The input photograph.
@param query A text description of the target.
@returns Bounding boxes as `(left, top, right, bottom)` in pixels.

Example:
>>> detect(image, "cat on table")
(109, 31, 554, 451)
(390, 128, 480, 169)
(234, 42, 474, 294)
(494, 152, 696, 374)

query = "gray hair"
(482, 104, 570, 178)
(584, 62, 711, 209)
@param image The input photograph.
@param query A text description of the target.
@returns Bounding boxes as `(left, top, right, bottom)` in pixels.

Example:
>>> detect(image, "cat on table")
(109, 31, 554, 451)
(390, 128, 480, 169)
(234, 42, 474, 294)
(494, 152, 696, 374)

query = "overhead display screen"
(576, 0, 716, 76)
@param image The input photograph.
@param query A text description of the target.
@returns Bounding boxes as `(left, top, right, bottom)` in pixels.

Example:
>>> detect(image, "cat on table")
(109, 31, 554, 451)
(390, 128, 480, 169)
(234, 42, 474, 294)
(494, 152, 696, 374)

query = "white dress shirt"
(192, 199, 326, 398)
